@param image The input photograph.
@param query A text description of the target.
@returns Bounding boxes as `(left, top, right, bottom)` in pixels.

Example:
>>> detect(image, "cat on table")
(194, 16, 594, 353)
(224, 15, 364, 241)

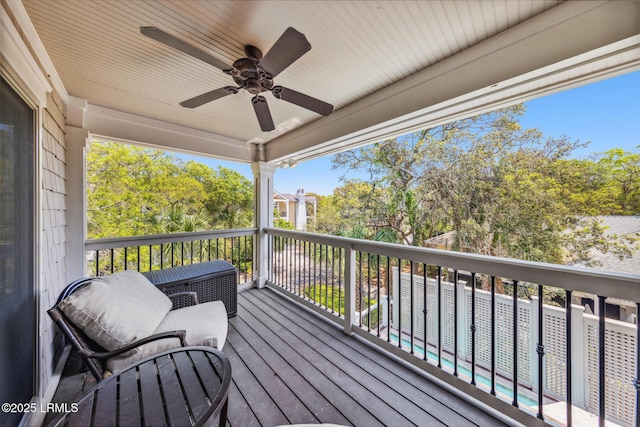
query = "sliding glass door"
(0, 76, 35, 426)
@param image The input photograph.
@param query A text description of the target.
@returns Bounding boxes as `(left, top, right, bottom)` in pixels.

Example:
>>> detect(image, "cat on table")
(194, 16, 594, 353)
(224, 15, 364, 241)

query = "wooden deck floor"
(225, 287, 506, 427)
(48, 287, 507, 427)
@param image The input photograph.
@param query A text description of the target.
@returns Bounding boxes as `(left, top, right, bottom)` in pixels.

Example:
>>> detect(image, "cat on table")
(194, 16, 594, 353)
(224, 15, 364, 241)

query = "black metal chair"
(48, 277, 196, 381)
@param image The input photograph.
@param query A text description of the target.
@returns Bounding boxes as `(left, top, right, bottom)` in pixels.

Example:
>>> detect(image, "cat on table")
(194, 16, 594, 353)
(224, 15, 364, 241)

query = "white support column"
(65, 97, 90, 281)
(252, 161, 275, 288)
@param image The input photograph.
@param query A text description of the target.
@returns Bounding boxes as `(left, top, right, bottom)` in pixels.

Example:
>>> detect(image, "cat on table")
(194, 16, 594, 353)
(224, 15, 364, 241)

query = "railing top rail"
(86, 228, 258, 251)
(265, 227, 640, 301)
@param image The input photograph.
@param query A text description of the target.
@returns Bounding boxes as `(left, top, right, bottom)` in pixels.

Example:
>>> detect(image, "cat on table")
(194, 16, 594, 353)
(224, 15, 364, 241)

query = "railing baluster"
(110, 248, 114, 273)
(313, 242, 318, 302)
(124, 247, 128, 271)
(423, 262, 427, 362)
(242, 236, 246, 281)
(275, 236, 278, 283)
(339, 247, 343, 317)
(513, 279, 519, 407)
(537, 283, 544, 420)
(387, 257, 391, 344)
(377, 255, 382, 338)
(302, 240, 306, 297)
(288, 237, 292, 292)
(137, 246, 141, 271)
(410, 260, 414, 354)
(398, 259, 402, 349)
(325, 245, 329, 312)
(358, 251, 363, 328)
(566, 290, 573, 427)
(368, 253, 372, 333)
(437, 266, 442, 368)
(331, 246, 335, 314)
(293, 240, 304, 299)
(149, 245, 152, 271)
(454, 269, 459, 377)
(471, 272, 476, 386)
(95, 250, 99, 276)
(292, 238, 296, 294)
(598, 295, 606, 427)
(491, 275, 496, 396)
(635, 301, 640, 427)
(232, 237, 236, 270)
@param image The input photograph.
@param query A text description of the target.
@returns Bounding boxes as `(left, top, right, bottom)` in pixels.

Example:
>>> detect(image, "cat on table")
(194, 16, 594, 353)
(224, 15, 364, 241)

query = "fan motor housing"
(231, 56, 272, 94)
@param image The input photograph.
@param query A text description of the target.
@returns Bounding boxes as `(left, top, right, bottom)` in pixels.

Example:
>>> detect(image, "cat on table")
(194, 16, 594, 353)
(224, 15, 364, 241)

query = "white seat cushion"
(59, 270, 172, 352)
(106, 300, 228, 374)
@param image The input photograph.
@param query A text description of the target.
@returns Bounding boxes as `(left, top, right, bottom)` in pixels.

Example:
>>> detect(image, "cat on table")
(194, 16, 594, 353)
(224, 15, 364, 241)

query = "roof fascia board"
(6, 0, 66, 101)
(85, 103, 252, 162)
(1, 2, 51, 104)
(264, 1, 640, 162)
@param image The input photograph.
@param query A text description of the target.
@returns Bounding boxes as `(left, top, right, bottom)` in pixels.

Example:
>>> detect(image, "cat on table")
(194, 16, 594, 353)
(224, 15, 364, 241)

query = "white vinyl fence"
(391, 269, 637, 426)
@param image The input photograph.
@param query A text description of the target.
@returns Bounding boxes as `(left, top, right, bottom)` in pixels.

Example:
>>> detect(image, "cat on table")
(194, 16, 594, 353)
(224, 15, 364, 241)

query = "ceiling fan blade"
(180, 87, 238, 108)
(258, 27, 311, 78)
(140, 26, 232, 72)
(272, 86, 333, 116)
(252, 96, 275, 132)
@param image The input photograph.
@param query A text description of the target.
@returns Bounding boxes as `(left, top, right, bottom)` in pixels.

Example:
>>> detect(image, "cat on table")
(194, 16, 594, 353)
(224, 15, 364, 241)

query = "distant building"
(572, 216, 640, 323)
(273, 189, 317, 231)
(424, 216, 640, 322)
(573, 215, 640, 275)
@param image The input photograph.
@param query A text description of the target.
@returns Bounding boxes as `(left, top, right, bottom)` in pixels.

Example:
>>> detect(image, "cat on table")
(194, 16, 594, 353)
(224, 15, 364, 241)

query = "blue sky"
(179, 70, 640, 196)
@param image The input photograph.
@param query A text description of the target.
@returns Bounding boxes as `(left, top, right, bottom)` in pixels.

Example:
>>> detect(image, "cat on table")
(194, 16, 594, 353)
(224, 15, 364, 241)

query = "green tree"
(87, 142, 206, 238)
(201, 166, 254, 229)
(152, 205, 210, 233)
(597, 148, 640, 214)
(87, 141, 254, 238)
(328, 105, 637, 266)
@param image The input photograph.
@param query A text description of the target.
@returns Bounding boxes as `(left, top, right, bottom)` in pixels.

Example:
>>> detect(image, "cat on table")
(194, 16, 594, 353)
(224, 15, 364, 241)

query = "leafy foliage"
(322, 105, 639, 266)
(87, 141, 253, 238)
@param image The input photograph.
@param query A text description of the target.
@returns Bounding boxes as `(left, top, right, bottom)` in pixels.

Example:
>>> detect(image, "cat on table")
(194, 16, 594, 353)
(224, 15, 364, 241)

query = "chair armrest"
(79, 330, 188, 359)
(168, 291, 199, 305)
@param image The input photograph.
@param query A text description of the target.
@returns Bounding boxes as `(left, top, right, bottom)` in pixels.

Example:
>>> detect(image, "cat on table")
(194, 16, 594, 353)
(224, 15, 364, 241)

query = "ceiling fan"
(140, 26, 333, 132)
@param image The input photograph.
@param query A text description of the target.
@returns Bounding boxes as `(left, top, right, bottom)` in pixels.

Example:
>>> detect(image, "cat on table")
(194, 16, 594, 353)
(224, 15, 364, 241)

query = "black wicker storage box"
(142, 260, 237, 317)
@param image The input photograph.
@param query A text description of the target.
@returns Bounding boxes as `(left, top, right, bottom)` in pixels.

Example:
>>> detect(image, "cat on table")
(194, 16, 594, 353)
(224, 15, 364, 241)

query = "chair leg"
(218, 398, 229, 427)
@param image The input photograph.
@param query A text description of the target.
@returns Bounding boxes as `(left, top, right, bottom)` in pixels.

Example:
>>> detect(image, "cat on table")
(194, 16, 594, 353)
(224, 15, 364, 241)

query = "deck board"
(226, 287, 507, 427)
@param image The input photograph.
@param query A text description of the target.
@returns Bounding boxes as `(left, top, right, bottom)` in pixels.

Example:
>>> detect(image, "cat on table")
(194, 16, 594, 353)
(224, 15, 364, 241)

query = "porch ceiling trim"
(85, 103, 253, 162)
(263, 1, 640, 163)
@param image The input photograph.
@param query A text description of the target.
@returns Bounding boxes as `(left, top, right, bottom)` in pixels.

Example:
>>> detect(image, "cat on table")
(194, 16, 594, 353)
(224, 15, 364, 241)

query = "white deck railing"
(85, 226, 640, 426)
(85, 228, 257, 285)
(264, 227, 640, 427)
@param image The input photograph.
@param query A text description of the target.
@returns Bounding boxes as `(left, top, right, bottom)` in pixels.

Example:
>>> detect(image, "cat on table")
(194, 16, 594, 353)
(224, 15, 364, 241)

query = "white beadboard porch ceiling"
(18, 1, 640, 164)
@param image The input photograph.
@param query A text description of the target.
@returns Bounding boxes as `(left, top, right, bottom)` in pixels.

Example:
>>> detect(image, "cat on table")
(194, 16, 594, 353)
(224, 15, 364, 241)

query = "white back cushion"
(59, 270, 172, 351)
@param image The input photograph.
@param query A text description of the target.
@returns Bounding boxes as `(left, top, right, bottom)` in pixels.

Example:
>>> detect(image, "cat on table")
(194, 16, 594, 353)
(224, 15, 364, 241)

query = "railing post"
(343, 245, 356, 335)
